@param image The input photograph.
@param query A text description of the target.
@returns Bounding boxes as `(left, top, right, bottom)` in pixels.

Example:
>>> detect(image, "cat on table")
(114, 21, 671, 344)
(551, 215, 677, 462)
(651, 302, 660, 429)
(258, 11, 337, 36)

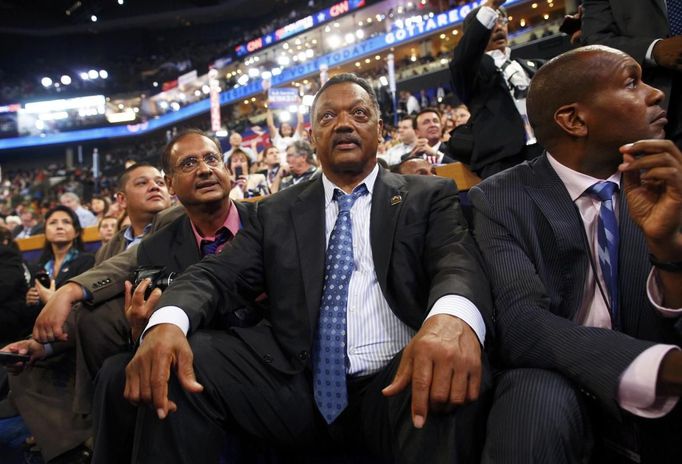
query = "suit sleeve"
(470, 186, 654, 416)
(582, 0, 660, 65)
(424, 179, 493, 340)
(449, 13, 492, 103)
(152, 203, 266, 333)
(69, 244, 139, 305)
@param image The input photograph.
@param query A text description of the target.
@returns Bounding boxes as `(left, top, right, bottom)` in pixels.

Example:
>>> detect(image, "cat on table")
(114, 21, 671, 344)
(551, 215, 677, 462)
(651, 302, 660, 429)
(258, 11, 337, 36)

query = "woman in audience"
(266, 108, 305, 158)
(25, 205, 95, 311)
(89, 195, 111, 221)
(228, 149, 270, 200)
(0, 227, 30, 345)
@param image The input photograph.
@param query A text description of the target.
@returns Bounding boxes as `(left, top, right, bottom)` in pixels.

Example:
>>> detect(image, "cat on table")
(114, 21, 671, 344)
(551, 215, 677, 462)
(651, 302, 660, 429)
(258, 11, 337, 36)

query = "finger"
(150, 352, 172, 419)
(125, 360, 141, 405)
(448, 364, 469, 406)
(133, 279, 152, 306)
(382, 351, 413, 398)
(429, 360, 454, 409)
(124, 281, 133, 311)
(410, 354, 433, 429)
(176, 346, 203, 394)
(144, 289, 163, 319)
(621, 140, 682, 161)
(466, 362, 482, 402)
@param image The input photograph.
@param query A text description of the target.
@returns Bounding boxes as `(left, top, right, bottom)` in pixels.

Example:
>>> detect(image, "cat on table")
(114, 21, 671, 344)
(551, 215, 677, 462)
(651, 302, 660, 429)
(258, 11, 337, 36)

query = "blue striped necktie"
(668, 0, 682, 36)
(313, 184, 368, 424)
(586, 181, 620, 327)
(200, 228, 231, 256)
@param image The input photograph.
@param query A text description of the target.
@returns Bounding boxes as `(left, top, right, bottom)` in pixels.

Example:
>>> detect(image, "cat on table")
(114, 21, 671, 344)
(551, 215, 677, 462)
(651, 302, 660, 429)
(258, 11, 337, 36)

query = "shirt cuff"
(618, 345, 679, 418)
(646, 268, 682, 317)
(477, 6, 498, 30)
(42, 342, 54, 357)
(426, 295, 486, 345)
(141, 306, 190, 343)
(645, 39, 663, 66)
(81, 286, 92, 302)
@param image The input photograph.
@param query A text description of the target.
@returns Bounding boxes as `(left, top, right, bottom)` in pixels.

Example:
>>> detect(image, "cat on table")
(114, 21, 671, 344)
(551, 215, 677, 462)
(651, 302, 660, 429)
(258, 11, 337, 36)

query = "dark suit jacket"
(470, 155, 679, 417)
(450, 18, 542, 171)
(12, 224, 44, 239)
(94, 227, 128, 265)
(0, 244, 30, 343)
(582, 0, 681, 139)
(155, 168, 493, 374)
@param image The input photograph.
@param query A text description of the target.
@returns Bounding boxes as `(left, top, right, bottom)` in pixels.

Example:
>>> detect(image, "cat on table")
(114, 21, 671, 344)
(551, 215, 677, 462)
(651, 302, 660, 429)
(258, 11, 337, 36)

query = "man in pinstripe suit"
(471, 46, 682, 463)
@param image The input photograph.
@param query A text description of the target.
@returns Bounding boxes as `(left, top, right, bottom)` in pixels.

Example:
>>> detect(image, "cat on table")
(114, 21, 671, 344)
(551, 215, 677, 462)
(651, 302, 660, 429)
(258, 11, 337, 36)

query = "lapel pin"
(390, 195, 402, 206)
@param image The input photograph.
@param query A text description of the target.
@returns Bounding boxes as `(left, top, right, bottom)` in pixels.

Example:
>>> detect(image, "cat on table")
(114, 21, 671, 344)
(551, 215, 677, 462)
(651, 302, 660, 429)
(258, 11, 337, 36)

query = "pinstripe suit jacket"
(470, 154, 680, 417)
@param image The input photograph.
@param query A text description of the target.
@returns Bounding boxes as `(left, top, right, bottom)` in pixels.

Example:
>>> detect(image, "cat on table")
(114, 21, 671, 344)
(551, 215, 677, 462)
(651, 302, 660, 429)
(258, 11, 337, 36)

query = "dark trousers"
(94, 330, 491, 464)
(483, 368, 682, 464)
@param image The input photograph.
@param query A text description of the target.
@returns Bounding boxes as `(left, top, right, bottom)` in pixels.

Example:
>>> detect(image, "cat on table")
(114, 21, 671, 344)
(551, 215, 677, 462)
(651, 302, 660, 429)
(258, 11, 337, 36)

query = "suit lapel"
(370, 169, 406, 294)
(174, 216, 201, 270)
(655, 0, 668, 20)
(291, 178, 326, 331)
(618, 189, 649, 334)
(524, 155, 589, 319)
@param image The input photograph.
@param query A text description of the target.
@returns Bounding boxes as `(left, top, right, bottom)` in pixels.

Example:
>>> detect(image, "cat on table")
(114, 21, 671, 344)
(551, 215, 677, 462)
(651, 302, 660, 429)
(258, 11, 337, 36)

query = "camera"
(34, 271, 51, 288)
(131, 266, 177, 299)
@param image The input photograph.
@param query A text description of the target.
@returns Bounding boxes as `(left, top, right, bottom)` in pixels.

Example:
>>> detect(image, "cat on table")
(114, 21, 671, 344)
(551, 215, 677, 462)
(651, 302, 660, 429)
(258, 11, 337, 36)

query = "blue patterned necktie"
(313, 184, 368, 424)
(200, 228, 231, 256)
(586, 181, 620, 328)
(669, 0, 682, 36)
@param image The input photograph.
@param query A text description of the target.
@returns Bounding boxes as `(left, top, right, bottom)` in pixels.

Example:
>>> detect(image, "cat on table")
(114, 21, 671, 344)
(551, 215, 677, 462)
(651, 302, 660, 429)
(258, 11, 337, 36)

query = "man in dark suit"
(410, 108, 456, 164)
(582, 0, 682, 146)
(112, 73, 493, 464)
(449, 0, 543, 178)
(470, 46, 682, 463)
(12, 210, 43, 239)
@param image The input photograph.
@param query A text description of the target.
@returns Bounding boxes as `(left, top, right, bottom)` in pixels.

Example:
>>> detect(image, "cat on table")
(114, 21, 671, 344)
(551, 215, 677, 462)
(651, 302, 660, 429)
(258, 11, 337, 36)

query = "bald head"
(527, 45, 632, 149)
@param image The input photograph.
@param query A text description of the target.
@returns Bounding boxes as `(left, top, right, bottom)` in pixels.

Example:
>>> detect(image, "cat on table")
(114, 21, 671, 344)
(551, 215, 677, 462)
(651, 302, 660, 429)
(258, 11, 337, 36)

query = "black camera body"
(131, 266, 176, 299)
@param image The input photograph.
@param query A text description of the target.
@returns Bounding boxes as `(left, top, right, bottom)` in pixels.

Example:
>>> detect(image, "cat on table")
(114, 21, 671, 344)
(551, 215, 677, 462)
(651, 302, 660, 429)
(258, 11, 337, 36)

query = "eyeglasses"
(496, 14, 510, 25)
(175, 152, 223, 173)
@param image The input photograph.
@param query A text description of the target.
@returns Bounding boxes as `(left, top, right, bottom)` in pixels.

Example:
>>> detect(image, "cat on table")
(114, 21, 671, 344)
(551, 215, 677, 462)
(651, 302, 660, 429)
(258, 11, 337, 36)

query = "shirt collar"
(190, 200, 241, 249)
(486, 47, 512, 66)
(123, 223, 152, 245)
(547, 153, 621, 202)
(322, 164, 379, 208)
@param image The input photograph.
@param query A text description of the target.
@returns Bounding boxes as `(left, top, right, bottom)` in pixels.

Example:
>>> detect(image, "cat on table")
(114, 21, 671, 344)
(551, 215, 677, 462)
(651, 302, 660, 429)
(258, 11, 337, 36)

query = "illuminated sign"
(235, 0, 366, 57)
(0, 104, 20, 113)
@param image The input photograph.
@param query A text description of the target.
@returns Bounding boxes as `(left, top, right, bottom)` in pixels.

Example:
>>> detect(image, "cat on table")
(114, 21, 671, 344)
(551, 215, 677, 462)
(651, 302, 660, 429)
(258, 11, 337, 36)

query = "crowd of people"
(0, 0, 681, 463)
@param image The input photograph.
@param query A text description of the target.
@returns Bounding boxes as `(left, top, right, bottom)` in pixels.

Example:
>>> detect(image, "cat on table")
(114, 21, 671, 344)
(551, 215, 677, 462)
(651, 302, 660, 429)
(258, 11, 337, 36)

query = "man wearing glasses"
(449, 0, 544, 178)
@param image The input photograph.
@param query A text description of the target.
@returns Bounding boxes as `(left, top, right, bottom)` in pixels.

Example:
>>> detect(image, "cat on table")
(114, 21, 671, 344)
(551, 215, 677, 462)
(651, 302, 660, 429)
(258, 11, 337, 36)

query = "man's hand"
(382, 314, 482, 429)
(2, 339, 47, 374)
(652, 37, 682, 72)
(124, 323, 203, 420)
(411, 138, 440, 158)
(124, 279, 162, 342)
(35, 278, 56, 304)
(33, 282, 84, 342)
(485, 0, 506, 9)
(619, 140, 682, 259)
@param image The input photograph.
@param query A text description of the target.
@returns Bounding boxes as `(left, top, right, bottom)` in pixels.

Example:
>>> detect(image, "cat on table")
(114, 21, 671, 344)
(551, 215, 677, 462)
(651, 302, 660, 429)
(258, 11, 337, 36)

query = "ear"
(308, 127, 316, 150)
(164, 175, 176, 197)
(554, 103, 588, 138)
(115, 192, 127, 210)
(377, 118, 384, 143)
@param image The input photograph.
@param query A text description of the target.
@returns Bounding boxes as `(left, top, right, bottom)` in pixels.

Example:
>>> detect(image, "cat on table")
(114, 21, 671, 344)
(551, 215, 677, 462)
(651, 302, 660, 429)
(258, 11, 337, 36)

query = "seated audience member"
(95, 163, 171, 265)
(102, 73, 492, 464)
(12, 210, 43, 239)
(31, 130, 258, 463)
(452, 104, 471, 127)
(227, 149, 270, 200)
(89, 195, 111, 221)
(260, 145, 283, 188)
(271, 140, 319, 192)
(470, 46, 682, 463)
(267, 108, 305, 158)
(450, 0, 544, 178)
(394, 155, 435, 176)
(60, 192, 97, 228)
(4, 216, 21, 233)
(411, 108, 456, 164)
(225, 131, 257, 162)
(6, 205, 95, 463)
(97, 216, 118, 246)
(380, 117, 417, 166)
(0, 227, 29, 345)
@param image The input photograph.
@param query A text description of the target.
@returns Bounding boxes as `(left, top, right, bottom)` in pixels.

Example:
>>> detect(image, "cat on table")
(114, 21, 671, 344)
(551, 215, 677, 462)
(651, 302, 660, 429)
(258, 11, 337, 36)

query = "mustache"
(332, 134, 362, 146)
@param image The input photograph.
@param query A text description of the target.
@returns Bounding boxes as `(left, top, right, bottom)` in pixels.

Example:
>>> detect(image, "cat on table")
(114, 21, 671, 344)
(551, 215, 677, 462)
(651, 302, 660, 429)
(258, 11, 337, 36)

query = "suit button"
(298, 351, 309, 361)
(105, 279, 110, 283)
(262, 354, 273, 363)
(93, 284, 99, 288)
